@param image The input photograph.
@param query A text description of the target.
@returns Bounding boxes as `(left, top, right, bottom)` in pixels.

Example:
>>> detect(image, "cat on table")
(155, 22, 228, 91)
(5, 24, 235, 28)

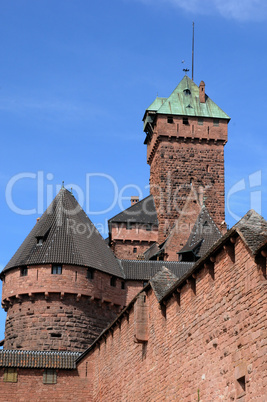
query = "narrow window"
(177, 123, 179, 132)
(237, 376, 246, 397)
(121, 281, 125, 290)
(167, 116, 173, 124)
(206, 164, 210, 172)
(87, 268, 94, 280)
(183, 117, 189, 125)
(43, 369, 57, 384)
(20, 266, 28, 277)
(198, 118, 203, 125)
(52, 265, 62, 275)
(192, 125, 194, 134)
(133, 247, 137, 254)
(191, 277, 196, 295)
(213, 119, 219, 126)
(75, 271, 77, 282)
(4, 368, 17, 383)
(110, 277, 116, 287)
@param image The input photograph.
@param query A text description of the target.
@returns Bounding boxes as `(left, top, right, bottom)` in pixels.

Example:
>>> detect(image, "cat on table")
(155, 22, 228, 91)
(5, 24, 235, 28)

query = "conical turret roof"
(3, 188, 124, 278)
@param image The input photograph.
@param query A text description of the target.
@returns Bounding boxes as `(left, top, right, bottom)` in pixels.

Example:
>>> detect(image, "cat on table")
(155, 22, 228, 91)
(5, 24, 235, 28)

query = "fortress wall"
(82, 237, 266, 401)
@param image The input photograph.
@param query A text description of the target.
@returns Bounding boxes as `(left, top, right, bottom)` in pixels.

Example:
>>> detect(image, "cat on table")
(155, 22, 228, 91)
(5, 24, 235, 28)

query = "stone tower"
(143, 75, 230, 243)
(1, 188, 126, 351)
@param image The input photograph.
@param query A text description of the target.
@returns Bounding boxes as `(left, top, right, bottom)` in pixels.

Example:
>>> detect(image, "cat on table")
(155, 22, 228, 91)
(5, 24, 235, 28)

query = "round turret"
(1, 189, 126, 351)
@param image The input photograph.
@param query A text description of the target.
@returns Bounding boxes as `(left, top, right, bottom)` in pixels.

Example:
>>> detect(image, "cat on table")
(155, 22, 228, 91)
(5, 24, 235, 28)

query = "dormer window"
(184, 88, 191, 95)
(36, 237, 43, 246)
(52, 265, 62, 275)
(20, 266, 28, 277)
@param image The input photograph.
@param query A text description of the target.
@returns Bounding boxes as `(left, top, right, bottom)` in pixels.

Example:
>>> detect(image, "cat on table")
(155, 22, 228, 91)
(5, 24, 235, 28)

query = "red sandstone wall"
(2, 264, 126, 305)
(113, 242, 154, 260)
(163, 189, 201, 260)
(110, 223, 158, 259)
(150, 139, 225, 243)
(3, 293, 121, 351)
(82, 237, 266, 400)
(2, 265, 128, 351)
(0, 368, 91, 402)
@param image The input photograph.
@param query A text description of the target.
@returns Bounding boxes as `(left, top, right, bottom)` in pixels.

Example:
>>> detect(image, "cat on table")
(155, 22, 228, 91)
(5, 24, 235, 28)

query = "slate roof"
(178, 206, 222, 259)
(143, 242, 160, 260)
(150, 267, 178, 301)
(2, 188, 124, 278)
(108, 195, 158, 225)
(118, 259, 194, 280)
(0, 350, 81, 369)
(234, 209, 267, 255)
(144, 75, 230, 123)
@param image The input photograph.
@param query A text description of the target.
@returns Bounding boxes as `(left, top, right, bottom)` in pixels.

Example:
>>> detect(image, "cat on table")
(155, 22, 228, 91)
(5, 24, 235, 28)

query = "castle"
(0, 75, 266, 401)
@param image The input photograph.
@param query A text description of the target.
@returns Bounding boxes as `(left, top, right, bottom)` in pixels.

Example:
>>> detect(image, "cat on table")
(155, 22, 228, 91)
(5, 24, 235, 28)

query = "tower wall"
(2, 264, 128, 351)
(148, 115, 228, 243)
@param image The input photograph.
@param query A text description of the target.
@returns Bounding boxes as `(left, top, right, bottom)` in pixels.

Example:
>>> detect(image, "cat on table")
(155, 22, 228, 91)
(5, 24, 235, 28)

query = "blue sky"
(0, 0, 266, 341)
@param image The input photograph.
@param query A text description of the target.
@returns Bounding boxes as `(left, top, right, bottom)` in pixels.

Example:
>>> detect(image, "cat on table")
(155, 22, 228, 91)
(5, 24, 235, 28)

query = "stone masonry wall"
(110, 223, 158, 260)
(2, 264, 128, 351)
(4, 293, 121, 351)
(0, 367, 91, 402)
(112, 242, 154, 260)
(150, 139, 225, 243)
(148, 115, 227, 243)
(83, 237, 266, 400)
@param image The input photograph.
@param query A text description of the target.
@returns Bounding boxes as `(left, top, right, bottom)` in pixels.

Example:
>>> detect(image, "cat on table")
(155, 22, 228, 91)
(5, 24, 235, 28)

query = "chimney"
(131, 196, 139, 206)
(199, 81, 205, 103)
(220, 221, 228, 235)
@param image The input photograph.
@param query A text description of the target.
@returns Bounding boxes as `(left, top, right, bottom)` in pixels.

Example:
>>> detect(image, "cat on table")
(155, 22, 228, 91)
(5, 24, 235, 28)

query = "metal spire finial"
(192, 22, 195, 81)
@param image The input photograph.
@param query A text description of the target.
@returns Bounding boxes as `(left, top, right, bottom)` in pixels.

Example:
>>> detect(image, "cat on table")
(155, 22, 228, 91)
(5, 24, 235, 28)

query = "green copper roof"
(146, 76, 230, 120)
(146, 97, 167, 112)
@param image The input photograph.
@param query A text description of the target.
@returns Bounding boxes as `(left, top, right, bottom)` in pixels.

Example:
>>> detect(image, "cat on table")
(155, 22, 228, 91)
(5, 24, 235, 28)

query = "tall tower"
(143, 75, 230, 243)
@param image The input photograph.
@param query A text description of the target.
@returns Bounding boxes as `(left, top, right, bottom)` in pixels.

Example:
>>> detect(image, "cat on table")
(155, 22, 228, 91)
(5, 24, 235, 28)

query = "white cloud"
(135, 0, 267, 21)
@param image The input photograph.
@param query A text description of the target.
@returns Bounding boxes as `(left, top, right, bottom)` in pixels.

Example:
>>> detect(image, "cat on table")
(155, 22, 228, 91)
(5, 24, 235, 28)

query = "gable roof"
(2, 188, 124, 278)
(118, 259, 193, 280)
(149, 186, 202, 260)
(144, 75, 230, 120)
(150, 266, 178, 301)
(234, 209, 267, 255)
(108, 195, 158, 225)
(0, 350, 80, 369)
(178, 206, 222, 259)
